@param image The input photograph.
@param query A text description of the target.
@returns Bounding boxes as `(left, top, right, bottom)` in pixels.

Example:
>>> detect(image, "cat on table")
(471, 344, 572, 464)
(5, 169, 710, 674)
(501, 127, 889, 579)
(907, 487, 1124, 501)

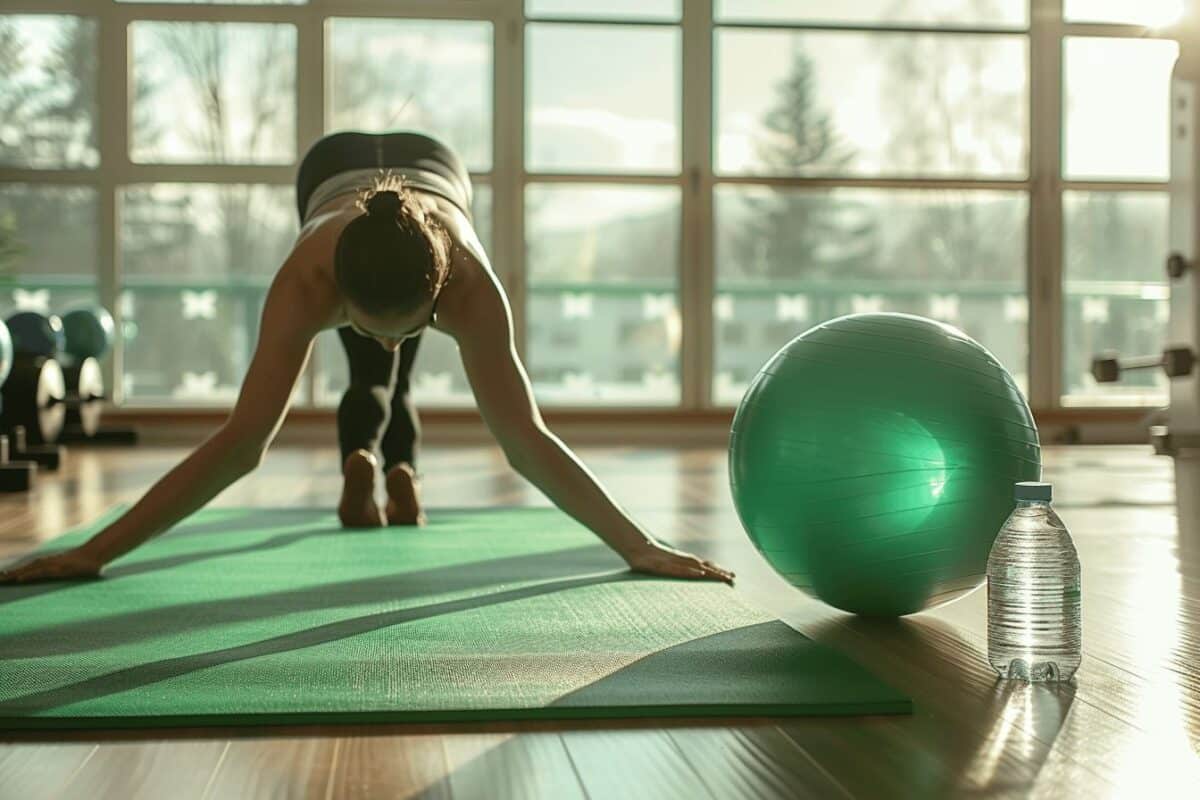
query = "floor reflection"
(805, 614, 1085, 796)
(960, 680, 1076, 793)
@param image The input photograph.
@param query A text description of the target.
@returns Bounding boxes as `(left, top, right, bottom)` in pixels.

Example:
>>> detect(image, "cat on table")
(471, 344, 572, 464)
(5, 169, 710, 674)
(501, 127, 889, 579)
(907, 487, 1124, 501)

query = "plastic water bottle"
(986, 481, 1081, 682)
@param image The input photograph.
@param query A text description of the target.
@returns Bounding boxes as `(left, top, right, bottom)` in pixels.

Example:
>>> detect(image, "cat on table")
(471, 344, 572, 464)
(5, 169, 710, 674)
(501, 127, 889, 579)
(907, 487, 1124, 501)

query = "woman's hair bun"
(365, 190, 403, 217)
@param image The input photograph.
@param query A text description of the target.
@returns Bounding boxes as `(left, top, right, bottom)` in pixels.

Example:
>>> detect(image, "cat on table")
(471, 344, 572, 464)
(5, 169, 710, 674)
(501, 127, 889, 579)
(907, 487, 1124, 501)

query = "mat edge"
(0, 699, 913, 731)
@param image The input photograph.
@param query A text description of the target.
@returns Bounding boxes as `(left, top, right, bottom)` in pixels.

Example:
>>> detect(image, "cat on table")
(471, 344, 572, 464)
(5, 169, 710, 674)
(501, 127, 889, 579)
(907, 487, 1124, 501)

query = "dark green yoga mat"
(0, 507, 910, 729)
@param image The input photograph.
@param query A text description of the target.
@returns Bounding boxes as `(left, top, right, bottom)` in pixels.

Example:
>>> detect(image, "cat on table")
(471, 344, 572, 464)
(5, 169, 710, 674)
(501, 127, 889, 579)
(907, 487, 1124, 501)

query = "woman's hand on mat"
(622, 541, 735, 585)
(0, 547, 104, 584)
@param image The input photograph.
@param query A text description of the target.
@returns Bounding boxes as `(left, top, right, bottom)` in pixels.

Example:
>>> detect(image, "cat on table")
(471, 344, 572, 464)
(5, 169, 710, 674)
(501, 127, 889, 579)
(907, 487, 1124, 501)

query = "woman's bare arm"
(0, 264, 322, 582)
(446, 265, 734, 584)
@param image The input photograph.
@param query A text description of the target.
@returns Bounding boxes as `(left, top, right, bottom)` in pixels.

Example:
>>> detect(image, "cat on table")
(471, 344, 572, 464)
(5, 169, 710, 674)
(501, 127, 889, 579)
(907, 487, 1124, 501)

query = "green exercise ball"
(729, 312, 1041, 617)
(61, 306, 115, 360)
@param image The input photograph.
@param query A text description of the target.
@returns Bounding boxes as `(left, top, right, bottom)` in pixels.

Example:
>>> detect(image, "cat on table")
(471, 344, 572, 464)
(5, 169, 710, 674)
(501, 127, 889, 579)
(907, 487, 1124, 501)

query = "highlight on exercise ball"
(728, 312, 1041, 617)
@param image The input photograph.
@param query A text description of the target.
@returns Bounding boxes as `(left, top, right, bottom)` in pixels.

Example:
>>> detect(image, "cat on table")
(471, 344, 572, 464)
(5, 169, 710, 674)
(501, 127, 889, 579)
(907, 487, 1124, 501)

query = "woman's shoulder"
(428, 207, 502, 337)
(277, 220, 349, 330)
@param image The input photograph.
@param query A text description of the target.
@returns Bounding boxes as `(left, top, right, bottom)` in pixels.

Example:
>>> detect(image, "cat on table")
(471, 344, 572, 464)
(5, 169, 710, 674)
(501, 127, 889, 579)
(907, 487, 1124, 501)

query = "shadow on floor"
(796, 614, 1078, 797)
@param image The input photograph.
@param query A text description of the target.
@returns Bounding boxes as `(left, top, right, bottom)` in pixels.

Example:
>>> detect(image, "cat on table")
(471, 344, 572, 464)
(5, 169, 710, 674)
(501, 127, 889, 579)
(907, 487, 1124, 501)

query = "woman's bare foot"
(338, 449, 386, 528)
(385, 462, 427, 526)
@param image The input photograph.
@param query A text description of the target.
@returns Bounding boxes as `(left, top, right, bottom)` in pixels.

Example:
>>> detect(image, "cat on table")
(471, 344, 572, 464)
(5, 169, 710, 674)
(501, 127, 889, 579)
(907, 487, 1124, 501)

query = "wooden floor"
(1, 441, 1198, 798)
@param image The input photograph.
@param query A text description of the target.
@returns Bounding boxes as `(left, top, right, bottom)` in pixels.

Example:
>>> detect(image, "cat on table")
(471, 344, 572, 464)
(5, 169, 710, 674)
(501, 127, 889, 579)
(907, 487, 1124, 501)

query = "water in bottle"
(986, 481, 1081, 682)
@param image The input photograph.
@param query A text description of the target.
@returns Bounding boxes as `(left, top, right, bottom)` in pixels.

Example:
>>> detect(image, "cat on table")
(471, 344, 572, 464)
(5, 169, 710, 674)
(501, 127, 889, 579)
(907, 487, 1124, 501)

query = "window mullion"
(681, 0, 713, 409)
(99, 10, 128, 404)
(296, 6, 324, 408)
(1029, 0, 1065, 411)
(496, 10, 526, 360)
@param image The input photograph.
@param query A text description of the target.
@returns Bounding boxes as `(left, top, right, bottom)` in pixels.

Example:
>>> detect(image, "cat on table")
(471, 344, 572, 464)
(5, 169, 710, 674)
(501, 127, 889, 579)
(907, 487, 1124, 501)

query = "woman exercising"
(0, 131, 734, 585)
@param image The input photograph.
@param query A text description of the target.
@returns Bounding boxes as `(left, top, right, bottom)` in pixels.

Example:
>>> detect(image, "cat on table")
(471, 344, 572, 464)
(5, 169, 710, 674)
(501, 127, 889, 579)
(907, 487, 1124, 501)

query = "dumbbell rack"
(0, 350, 67, 490)
(1158, 20, 1200, 459)
(1091, 14, 1200, 506)
(56, 355, 138, 446)
(0, 309, 139, 492)
(0, 432, 35, 492)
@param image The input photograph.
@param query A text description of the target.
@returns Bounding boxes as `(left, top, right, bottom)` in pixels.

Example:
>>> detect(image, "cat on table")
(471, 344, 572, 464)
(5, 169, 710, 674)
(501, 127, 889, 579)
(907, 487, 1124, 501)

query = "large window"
(119, 183, 296, 402)
(1060, 36, 1178, 405)
(714, 187, 1028, 403)
(526, 184, 681, 405)
(715, 30, 1028, 178)
(713, 16, 1030, 403)
(0, 2, 1186, 417)
(525, 19, 682, 404)
(0, 14, 101, 338)
(313, 16, 494, 408)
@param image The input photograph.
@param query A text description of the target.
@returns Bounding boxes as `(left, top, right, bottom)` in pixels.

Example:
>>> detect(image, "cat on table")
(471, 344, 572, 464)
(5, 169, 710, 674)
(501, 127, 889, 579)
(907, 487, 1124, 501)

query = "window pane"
(527, 24, 680, 174)
(313, 184, 493, 408)
(0, 184, 99, 313)
(713, 186, 1027, 405)
(526, 184, 680, 405)
(1062, 191, 1169, 406)
(716, 0, 1027, 27)
(527, 0, 679, 21)
(119, 184, 297, 403)
(327, 19, 493, 173)
(1064, 0, 1187, 26)
(130, 22, 296, 164)
(0, 16, 98, 169)
(1064, 37, 1177, 181)
(716, 30, 1027, 178)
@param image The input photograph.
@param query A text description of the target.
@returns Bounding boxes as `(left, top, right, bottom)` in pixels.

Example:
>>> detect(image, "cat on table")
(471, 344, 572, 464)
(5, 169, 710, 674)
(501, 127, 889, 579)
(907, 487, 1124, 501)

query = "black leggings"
(296, 131, 472, 472)
(336, 327, 422, 472)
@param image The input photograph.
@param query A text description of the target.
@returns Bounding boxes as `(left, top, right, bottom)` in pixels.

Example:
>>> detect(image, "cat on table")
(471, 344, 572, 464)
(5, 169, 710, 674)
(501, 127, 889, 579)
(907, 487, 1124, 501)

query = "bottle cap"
(1014, 481, 1052, 501)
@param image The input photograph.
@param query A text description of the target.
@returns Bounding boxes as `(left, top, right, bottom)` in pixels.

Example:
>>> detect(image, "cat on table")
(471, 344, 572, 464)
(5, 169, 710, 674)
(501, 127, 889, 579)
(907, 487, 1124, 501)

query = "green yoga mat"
(0, 507, 910, 729)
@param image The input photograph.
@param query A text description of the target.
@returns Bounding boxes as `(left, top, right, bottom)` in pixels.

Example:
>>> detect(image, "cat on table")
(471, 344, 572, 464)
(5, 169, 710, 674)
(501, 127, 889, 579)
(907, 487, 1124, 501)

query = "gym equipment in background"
(0, 319, 35, 491)
(0, 318, 11, 388)
(4, 311, 65, 358)
(0, 307, 137, 447)
(1, 311, 68, 470)
(4, 423, 63, 471)
(729, 312, 1041, 617)
(0, 432, 35, 492)
(0, 356, 65, 446)
(62, 356, 104, 439)
(61, 305, 115, 361)
(57, 305, 136, 445)
(1092, 16, 1200, 506)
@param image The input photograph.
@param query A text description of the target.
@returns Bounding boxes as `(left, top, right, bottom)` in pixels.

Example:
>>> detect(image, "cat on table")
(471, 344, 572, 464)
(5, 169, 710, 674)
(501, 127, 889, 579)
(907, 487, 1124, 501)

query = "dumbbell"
(0, 320, 36, 490)
(57, 306, 139, 444)
(0, 354, 66, 445)
(59, 307, 140, 444)
(59, 356, 105, 439)
(1, 312, 68, 470)
(3, 306, 135, 447)
(1091, 347, 1196, 383)
(0, 356, 104, 443)
(3, 307, 119, 442)
(0, 354, 67, 470)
